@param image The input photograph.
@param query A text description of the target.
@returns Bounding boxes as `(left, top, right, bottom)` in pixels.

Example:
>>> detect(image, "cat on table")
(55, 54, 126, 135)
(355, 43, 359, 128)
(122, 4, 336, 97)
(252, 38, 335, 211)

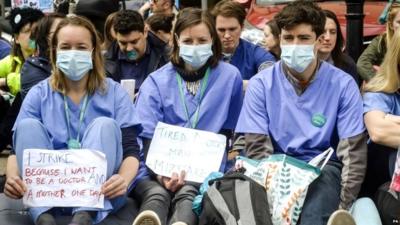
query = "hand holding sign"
(4, 175, 26, 199)
(158, 171, 186, 192)
(146, 122, 226, 183)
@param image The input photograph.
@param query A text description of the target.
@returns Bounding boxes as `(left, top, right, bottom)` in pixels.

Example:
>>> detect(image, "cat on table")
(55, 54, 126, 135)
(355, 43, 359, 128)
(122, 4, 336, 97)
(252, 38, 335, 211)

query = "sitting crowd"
(0, 0, 399, 225)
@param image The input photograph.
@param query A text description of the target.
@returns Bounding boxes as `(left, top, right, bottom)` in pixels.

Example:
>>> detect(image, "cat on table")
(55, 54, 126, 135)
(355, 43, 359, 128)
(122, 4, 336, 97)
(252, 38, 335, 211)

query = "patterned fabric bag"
(238, 148, 333, 225)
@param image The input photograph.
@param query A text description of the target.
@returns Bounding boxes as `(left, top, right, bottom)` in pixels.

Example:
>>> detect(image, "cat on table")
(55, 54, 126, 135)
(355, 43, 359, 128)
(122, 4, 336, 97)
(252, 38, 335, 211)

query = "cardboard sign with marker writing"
(146, 122, 226, 183)
(22, 149, 107, 208)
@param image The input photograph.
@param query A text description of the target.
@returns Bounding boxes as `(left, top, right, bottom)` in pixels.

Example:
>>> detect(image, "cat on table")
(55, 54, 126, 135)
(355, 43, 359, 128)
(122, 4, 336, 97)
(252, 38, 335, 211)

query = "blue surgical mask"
(280, 44, 315, 73)
(126, 50, 138, 61)
(179, 43, 213, 69)
(56, 50, 93, 81)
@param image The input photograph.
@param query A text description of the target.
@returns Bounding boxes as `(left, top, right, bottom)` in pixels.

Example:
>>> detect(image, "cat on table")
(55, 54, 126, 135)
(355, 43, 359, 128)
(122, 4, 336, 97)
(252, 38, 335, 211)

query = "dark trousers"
(0, 93, 22, 150)
(299, 162, 342, 225)
(131, 178, 199, 225)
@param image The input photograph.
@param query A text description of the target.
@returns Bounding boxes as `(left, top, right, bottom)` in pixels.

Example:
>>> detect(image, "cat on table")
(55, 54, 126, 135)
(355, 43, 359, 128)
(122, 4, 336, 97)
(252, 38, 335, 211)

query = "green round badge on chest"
(311, 113, 326, 128)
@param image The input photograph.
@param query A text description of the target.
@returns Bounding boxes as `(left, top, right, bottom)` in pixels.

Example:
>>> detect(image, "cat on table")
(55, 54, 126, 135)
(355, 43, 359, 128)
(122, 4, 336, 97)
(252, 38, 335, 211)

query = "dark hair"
(146, 13, 175, 34)
(103, 12, 118, 50)
(274, 0, 325, 37)
(171, 8, 222, 68)
(211, 0, 246, 25)
(31, 13, 66, 59)
(8, 7, 44, 34)
(322, 10, 347, 69)
(266, 19, 280, 39)
(113, 10, 144, 35)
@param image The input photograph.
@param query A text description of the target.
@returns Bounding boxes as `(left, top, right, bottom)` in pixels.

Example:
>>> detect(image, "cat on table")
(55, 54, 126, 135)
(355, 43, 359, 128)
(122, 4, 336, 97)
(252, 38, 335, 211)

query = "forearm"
(336, 133, 368, 209)
(365, 111, 400, 148)
(118, 156, 139, 185)
(6, 155, 19, 178)
(244, 133, 274, 160)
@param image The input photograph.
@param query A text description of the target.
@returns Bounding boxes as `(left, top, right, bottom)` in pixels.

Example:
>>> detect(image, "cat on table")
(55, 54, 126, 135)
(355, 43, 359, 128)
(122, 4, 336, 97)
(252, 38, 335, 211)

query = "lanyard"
(63, 94, 88, 148)
(176, 68, 210, 129)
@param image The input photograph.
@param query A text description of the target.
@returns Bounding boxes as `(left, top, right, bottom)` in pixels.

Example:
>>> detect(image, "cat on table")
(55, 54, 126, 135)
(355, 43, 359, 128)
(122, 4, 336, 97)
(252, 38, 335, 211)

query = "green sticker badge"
(311, 113, 326, 128)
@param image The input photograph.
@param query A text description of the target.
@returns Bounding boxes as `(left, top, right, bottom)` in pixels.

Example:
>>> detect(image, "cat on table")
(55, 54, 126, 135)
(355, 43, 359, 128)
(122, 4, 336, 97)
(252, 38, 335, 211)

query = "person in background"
(20, 13, 66, 100)
(4, 15, 141, 225)
(145, 13, 175, 47)
(131, 7, 243, 225)
(139, 0, 178, 19)
(105, 10, 169, 91)
(211, 0, 275, 87)
(0, 7, 44, 152)
(0, 28, 11, 60)
(263, 19, 281, 60)
(317, 9, 359, 85)
(357, 2, 400, 82)
(102, 12, 118, 52)
(235, 1, 369, 224)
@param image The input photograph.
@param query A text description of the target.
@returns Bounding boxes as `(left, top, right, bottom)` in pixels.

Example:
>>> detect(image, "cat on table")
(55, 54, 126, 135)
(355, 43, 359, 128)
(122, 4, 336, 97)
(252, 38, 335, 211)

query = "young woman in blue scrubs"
(4, 16, 141, 225)
(131, 7, 243, 225)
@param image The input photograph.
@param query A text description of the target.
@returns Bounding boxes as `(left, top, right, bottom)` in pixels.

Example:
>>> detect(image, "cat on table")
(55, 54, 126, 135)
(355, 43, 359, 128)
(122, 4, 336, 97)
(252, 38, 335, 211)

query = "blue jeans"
(13, 117, 127, 224)
(299, 161, 342, 225)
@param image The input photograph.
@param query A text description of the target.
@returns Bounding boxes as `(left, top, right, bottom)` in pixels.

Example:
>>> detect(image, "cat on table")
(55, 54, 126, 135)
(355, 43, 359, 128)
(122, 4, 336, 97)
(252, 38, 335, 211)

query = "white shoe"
(327, 209, 356, 225)
(132, 210, 161, 225)
(171, 222, 188, 225)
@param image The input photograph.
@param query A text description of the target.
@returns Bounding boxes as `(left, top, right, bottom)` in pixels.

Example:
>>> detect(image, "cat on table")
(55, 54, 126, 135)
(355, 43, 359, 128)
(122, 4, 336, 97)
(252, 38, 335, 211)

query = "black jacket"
(20, 56, 51, 99)
(104, 32, 170, 84)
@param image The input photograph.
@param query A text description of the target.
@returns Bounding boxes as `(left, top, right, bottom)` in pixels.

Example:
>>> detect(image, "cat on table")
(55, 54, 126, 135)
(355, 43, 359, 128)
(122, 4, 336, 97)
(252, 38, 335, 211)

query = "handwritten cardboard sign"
(12, 0, 54, 13)
(22, 149, 107, 208)
(146, 122, 226, 183)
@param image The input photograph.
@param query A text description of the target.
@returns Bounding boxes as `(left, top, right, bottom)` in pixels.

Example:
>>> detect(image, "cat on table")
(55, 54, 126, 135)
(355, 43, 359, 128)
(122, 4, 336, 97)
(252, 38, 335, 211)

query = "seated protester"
(363, 28, 400, 177)
(0, 7, 44, 152)
(263, 19, 281, 60)
(105, 10, 170, 92)
(132, 8, 243, 225)
(235, 1, 368, 224)
(357, 2, 400, 82)
(211, 0, 275, 85)
(102, 12, 118, 52)
(4, 16, 141, 225)
(317, 10, 360, 86)
(20, 13, 66, 100)
(145, 13, 175, 47)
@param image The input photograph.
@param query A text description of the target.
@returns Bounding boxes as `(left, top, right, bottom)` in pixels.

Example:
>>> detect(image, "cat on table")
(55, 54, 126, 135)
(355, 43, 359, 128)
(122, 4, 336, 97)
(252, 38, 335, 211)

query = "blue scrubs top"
(14, 78, 139, 150)
(136, 61, 243, 139)
(230, 38, 275, 80)
(235, 61, 365, 162)
(363, 92, 400, 115)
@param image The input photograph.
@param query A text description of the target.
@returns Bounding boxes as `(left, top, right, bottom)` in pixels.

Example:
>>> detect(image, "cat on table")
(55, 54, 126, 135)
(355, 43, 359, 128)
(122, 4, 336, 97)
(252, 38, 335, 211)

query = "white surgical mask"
(56, 50, 93, 81)
(280, 44, 315, 73)
(179, 43, 213, 69)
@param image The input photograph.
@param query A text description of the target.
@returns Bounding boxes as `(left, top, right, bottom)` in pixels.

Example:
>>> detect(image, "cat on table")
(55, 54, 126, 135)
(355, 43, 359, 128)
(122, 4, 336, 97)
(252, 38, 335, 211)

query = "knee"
(91, 117, 118, 129)
(175, 185, 198, 199)
(15, 118, 42, 131)
(145, 185, 171, 203)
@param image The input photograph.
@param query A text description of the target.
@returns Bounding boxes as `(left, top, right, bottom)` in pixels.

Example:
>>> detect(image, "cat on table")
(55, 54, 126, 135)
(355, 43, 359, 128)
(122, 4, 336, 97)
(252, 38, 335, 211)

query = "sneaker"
(327, 209, 356, 225)
(132, 210, 161, 225)
(171, 222, 188, 225)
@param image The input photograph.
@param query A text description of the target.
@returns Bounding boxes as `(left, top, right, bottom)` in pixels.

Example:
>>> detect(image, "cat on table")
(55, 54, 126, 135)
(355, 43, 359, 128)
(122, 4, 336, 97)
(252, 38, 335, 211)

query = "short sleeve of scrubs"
(114, 83, 140, 129)
(363, 92, 393, 114)
(135, 77, 164, 139)
(235, 76, 269, 135)
(222, 71, 243, 130)
(337, 81, 365, 139)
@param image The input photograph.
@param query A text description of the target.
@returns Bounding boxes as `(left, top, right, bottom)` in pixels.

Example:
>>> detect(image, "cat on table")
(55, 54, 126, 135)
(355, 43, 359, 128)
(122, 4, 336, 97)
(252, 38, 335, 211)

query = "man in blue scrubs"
(235, 1, 367, 225)
(212, 0, 275, 86)
(105, 10, 169, 91)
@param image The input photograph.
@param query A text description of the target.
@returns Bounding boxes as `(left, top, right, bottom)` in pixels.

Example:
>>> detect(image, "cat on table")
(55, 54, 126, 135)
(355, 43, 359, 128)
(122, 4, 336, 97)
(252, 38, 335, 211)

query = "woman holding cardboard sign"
(5, 16, 142, 225)
(132, 7, 243, 225)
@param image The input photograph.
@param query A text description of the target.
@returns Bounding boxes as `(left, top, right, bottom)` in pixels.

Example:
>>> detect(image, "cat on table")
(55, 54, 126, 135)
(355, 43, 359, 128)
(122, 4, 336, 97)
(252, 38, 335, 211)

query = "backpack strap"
(207, 184, 238, 225)
(235, 179, 257, 225)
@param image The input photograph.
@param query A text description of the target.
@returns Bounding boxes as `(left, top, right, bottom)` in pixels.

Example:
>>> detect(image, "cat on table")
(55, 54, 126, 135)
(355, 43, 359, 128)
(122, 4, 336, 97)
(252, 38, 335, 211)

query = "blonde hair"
(49, 15, 106, 95)
(386, 3, 400, 46)
(364, 28, 400, 93)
